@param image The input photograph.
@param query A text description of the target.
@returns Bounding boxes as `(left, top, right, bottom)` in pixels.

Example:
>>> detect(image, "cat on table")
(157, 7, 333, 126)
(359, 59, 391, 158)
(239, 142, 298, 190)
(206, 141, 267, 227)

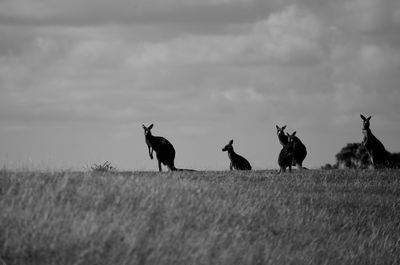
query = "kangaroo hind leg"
(158, 160, 162, 172)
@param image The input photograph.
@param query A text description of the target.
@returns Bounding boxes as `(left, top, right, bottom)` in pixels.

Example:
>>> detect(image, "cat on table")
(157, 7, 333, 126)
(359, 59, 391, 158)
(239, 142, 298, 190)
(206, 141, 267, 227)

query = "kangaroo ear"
(229, 139, 233, 145)
(367, 116, 371, 121)
(292, 131, 297, 136)
(282, 125, 287, 130)
(360, 114, 366, 120)
(276, 125, 280, 130)
(148, 124, 154, 129)
(142, 124, 146, 129)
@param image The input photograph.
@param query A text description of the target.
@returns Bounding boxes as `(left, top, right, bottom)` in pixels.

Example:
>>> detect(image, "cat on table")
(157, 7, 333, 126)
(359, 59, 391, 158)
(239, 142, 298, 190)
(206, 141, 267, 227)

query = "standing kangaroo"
(276, 125, 289, 146)
(360, 114, 390, 168)
(222, 140, 252, 170)
(287, 131, 307, 170)
(278, 138, 293, 173)
(142, 124, 177, 172)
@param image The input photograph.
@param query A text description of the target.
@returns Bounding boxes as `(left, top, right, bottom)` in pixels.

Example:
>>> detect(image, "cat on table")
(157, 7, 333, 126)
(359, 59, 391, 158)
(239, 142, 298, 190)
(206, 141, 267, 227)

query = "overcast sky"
(1, 0, 400, 170)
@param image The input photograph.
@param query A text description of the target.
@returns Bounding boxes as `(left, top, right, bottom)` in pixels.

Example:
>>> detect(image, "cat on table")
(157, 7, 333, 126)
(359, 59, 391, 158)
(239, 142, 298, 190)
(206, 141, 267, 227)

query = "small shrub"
(88, 161, 117, 173)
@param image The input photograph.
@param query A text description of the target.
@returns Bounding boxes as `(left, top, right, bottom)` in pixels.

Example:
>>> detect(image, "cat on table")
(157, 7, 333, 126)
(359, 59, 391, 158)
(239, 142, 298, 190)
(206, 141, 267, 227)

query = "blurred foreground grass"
(0, 169, 399, 265)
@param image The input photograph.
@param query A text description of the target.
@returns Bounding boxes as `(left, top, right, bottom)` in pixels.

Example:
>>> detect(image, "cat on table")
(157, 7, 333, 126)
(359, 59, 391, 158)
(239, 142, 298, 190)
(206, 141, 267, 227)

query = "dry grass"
(1, 169, 400, 265)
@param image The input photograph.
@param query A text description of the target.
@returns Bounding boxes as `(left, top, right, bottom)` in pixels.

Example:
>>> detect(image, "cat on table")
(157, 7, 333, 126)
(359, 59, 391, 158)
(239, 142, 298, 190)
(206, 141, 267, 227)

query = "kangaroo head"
(286, 131, 297, 144)
(360, 114, 371, 130)
(142, 124, 154, 136)
(276, 125, 287, 137)
(222, 139, 234, 152)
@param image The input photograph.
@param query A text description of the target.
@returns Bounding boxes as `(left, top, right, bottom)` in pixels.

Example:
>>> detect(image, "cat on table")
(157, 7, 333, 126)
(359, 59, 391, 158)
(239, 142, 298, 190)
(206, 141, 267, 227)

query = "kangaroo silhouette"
(278, 138, 293, 173)
(360, 114, 390, 168)
(222, 139, 252, 170)
(276, 125, 288, 146)
(142, 124, 177, 172)
(287, 131, 307, 170)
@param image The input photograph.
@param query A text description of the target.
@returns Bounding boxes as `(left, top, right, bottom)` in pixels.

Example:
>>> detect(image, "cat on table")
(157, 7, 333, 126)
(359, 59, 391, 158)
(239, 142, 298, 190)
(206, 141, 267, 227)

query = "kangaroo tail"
(169, 165, 197, 172)
(175, 168, 197, 172)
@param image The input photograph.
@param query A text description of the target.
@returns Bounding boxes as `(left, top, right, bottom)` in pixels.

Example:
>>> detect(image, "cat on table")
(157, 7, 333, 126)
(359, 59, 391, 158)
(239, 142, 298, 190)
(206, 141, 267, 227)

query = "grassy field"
(0, 169, 400, 265)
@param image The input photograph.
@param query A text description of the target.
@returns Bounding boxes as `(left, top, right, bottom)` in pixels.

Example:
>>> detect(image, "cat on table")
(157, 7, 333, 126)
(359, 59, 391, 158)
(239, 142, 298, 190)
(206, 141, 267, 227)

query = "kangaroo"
(360, 115, 391, 168)
(222, 140, 252, 170)
(286, 131, 307, 170)
(142, 124, 177, 172)
(276, 125, 289, 146)
(278, 139, 293, 173)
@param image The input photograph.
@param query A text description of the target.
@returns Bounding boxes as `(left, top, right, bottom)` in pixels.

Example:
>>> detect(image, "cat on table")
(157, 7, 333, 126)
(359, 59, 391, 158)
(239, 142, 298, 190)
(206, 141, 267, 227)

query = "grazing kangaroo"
(142, 124, 177, 172)
(276, 125, 289, 146)
(222, 140, 252, 170)
(278, 139, 293, 173)
(287, 131, 307, 170)
(360, 114, 391, 168)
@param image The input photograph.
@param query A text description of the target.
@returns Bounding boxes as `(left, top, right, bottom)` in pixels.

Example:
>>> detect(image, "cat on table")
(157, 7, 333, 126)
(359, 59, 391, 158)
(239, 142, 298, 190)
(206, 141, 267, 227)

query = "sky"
(1, 0, 400, 171)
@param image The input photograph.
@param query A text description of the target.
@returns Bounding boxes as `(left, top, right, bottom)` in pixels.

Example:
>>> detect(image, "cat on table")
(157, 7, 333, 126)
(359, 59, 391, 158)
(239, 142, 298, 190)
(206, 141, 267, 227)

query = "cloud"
(1, 0, 400, 169)
(0, 4, 329, 125)
(331, 42, 400, 124)
(249, 5, 324, 63)
(342, 0, 400, 33)
(124, 5, 326, 68)
(0, 0, 279, 28)
(211, 87, 265, 103)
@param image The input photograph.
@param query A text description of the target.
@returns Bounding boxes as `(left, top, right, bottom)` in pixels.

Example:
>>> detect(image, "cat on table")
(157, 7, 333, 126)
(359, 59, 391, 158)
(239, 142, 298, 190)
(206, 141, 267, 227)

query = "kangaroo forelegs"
(147, 145, 153, 160)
